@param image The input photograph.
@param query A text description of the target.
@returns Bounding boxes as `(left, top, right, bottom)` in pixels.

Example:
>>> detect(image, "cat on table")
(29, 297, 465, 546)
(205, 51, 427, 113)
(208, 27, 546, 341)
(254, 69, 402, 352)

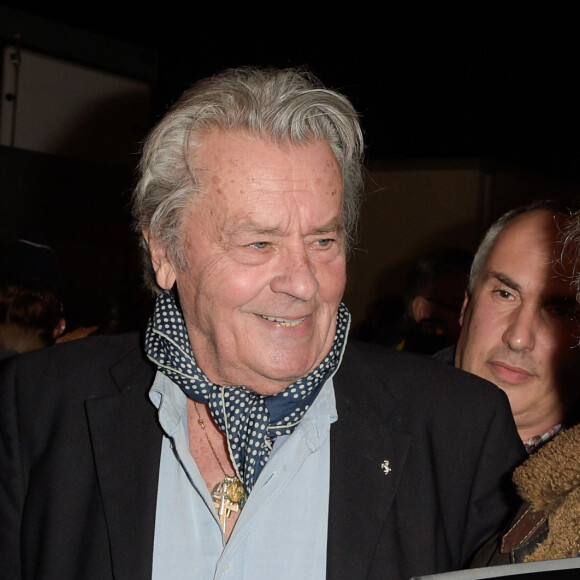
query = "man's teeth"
(260, 315, 304, 327)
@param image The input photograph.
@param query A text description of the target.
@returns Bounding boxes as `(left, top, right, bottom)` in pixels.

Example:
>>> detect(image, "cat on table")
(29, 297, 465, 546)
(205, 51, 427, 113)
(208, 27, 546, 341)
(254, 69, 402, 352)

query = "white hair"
(132, 66, 365, 292)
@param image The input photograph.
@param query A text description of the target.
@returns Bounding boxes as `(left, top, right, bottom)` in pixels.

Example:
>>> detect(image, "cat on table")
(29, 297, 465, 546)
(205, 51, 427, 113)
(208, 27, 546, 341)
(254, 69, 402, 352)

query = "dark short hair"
(405, 248, 473, 319)
(0, 281, 63, 346)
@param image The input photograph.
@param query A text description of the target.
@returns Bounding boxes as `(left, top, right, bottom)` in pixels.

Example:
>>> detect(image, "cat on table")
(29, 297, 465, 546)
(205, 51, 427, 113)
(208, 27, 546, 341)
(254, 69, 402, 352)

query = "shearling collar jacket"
(471, 423, 580, 566)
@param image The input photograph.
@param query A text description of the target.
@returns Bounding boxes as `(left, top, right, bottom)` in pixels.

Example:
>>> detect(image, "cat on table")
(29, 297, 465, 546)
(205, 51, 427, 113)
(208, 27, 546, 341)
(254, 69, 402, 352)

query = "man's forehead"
(197, 129, 339, 170)
(490, 212, 564, 262)
(472, 211, 575, 290)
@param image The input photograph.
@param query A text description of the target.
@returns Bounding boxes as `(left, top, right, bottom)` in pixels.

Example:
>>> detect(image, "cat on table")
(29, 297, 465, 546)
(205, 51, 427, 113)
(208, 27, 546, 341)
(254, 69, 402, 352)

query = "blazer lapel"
(85, 352, 161, 580)
(327, 344, 413, 578)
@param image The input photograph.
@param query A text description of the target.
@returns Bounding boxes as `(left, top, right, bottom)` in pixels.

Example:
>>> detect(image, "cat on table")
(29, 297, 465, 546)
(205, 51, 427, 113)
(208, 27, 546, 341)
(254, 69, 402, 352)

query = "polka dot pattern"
(145, 291, 350, 494)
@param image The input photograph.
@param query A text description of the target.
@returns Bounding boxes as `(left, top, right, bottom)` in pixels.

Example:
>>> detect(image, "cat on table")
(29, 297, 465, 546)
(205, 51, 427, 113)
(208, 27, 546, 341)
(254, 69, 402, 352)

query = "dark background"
(3, 4, 579, 182)
(1, 4, 580, 334)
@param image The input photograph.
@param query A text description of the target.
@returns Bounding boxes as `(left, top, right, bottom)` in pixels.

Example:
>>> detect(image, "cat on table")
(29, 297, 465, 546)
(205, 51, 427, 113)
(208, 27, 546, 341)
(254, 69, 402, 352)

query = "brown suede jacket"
(471, 423, 580, 566)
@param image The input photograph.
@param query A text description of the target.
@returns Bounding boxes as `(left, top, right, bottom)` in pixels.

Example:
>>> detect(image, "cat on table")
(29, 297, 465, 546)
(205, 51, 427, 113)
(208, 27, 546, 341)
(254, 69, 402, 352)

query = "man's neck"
(521, 423, 563, 453)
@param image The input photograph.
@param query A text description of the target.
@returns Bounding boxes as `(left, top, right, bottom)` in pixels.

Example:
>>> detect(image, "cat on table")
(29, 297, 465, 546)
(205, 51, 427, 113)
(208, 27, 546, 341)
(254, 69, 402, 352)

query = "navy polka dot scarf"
(144, 291, 350, 494)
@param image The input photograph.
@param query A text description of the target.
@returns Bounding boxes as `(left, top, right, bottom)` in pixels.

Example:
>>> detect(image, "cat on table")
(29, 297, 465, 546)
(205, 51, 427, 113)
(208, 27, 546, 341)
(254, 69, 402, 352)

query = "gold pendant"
(211, 476, 247, 534)
(226, 478, 246, 504)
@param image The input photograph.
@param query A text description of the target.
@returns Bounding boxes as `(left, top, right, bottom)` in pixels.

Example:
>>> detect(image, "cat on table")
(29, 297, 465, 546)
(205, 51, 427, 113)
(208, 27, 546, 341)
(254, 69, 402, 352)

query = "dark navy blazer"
(0, 334, 525, 579)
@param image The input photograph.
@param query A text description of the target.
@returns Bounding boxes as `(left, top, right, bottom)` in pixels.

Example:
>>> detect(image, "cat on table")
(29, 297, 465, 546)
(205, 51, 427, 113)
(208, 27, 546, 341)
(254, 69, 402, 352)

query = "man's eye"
(248, 241, 269, 249)
(315, 238, 334, 248)
(546, 300, 580, 321)
(494, 289, 514, 300)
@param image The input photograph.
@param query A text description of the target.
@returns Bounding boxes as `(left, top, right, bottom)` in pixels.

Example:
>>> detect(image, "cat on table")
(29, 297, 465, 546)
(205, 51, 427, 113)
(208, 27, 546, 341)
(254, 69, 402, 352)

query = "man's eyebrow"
(544, 294, 579, 306)
(234, 220, 281, 235)
(235, 216, 344, 236)
(485, 272, 578, 306)
(310, 216, 344, 235)
(485, 271, 521, 293)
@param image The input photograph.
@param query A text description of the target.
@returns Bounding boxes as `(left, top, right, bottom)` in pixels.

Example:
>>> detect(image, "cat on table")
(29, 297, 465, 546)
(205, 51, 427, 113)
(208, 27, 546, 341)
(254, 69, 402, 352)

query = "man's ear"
(143, 229, 176, 290)
(411, 295, 431, 323)
(458, 291, 470, 326)
(52, 317, 67, 340)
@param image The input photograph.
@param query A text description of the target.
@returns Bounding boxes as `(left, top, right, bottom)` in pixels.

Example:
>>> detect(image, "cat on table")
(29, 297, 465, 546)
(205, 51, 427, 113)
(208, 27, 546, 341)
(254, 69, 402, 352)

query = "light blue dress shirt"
(149, 371, 337, 579)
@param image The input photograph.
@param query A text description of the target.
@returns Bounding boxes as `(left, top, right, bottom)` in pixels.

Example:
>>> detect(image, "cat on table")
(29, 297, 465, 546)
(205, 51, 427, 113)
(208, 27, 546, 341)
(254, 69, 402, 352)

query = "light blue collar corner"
(299, 379, 338, 450)
(150, 371, 188, 436)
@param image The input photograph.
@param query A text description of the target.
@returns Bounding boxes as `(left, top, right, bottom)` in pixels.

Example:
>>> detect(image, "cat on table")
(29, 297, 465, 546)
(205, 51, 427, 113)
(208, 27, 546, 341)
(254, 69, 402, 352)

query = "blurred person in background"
(0, 233, 66, 359)
(402, 247, 473, 354)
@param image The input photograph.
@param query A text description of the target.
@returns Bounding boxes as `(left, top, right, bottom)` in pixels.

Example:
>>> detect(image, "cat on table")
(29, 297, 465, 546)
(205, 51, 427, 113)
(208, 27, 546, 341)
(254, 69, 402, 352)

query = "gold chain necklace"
(192, 400, 246, 533)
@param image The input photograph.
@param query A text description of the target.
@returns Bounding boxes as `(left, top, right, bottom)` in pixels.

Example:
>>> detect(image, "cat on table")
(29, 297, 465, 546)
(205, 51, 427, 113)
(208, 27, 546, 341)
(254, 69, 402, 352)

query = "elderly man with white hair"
(0, 66, 525, 580)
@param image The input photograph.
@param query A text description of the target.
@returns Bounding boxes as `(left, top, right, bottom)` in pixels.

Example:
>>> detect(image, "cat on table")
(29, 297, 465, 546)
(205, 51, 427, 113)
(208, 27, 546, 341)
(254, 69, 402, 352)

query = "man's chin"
(241, 357, 321, 395)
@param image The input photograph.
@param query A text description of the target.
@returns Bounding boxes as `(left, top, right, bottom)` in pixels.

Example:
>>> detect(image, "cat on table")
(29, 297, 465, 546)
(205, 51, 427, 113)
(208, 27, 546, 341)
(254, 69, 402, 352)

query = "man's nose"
(502, 305, 536, 352)
(269, 246, 319, 301)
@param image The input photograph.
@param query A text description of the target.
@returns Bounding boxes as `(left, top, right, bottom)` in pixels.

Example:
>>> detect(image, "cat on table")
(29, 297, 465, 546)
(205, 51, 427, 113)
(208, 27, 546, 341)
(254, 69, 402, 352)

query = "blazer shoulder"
(3, 331, 143, 365)
(0, 332, 155, 401)
(341, 340, 499, 393)
(336, 340, 511, 421)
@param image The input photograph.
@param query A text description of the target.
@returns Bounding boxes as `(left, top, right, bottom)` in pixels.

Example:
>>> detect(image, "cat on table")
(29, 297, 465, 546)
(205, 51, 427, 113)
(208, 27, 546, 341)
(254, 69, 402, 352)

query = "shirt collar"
(523, 423, 563, 454)
(150, 371, 338, 452)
